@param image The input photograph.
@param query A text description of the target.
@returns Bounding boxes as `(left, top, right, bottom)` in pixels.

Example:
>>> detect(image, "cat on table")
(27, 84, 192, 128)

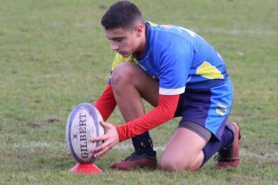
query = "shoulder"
(147, 22, 199, 42)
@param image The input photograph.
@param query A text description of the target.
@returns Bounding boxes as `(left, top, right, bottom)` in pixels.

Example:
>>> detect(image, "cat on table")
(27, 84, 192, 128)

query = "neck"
(134, 25, 147, 57)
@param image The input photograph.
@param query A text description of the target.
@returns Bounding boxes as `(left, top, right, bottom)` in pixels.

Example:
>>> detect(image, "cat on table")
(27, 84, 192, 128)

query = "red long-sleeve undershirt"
(94, 84, 180, 142)
(116, 93, 179, 142)
(94, 84, 116, 121)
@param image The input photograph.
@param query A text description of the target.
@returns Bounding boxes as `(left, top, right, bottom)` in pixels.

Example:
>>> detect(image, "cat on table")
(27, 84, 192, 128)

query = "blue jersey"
(109, 22, 228, 95)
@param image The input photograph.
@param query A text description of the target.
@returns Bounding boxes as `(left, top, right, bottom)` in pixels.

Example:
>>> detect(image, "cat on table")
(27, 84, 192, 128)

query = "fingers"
(91, 134, 110, 157)
(92, 135, 106, 142)
(99, 120, 106, 127)
(93, 141, 112, 157)
(90, 121, 119, 158)
(99, 120, 113, 128)
(99, 121, 110, 134)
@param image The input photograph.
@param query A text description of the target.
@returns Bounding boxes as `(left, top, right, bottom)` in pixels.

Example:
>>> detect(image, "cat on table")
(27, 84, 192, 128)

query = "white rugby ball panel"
(66, 103, 104, 164)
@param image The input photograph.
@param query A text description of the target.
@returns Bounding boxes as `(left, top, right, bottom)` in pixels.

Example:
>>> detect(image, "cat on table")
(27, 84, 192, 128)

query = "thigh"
(179, 121, 212, 142)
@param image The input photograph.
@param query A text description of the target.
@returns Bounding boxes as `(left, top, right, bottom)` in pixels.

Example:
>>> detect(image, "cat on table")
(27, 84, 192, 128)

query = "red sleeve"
(115, 94, 180, 142)
(94, 84, 116, 121)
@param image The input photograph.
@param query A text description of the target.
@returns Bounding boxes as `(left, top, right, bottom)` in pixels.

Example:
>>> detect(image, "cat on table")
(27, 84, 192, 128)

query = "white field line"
(1, 141, 278, 159)
(0, 142, 64, 149)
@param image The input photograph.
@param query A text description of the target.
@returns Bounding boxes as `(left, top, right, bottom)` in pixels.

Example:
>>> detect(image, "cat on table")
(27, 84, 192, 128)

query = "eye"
(114, 38, 123, 42)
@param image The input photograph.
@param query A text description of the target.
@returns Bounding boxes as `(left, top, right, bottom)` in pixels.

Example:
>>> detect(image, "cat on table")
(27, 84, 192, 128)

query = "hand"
(91, 121, 120, 158)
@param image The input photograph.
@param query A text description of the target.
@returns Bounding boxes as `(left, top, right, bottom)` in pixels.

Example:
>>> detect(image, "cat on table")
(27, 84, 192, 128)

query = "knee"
(111, 62, 137, 87)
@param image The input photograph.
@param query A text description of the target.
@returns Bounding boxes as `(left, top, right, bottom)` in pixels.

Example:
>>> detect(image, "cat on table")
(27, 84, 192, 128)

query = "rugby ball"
(66, 103, 105, 164)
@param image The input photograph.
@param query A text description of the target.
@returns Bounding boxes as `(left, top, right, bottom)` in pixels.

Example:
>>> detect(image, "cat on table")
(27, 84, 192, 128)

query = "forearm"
(116, 94, 180, 142)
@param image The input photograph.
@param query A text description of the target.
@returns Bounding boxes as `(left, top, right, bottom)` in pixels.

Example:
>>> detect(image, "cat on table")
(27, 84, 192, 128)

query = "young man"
(93, 0, 241, 171)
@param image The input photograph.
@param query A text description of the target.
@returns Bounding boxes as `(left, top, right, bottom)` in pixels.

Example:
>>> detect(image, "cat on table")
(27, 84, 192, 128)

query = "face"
(104, 24, 144, 58)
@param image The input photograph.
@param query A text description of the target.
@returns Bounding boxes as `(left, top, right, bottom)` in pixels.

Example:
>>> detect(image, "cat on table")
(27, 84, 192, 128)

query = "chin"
(119, 52, 132, 58)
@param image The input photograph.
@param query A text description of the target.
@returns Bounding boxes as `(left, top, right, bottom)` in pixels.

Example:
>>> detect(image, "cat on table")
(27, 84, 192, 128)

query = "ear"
(134, 24, 144, 37)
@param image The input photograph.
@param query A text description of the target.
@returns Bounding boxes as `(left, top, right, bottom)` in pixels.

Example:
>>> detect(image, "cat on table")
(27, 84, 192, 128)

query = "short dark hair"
(101, 1, 144, 31)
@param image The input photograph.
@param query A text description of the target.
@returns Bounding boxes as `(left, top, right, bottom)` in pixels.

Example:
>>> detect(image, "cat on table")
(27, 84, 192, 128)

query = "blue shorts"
(174, 78, 233, 140)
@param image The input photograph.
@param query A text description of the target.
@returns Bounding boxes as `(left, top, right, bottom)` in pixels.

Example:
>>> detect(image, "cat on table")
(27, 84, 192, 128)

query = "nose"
(111, 41, 119, 51)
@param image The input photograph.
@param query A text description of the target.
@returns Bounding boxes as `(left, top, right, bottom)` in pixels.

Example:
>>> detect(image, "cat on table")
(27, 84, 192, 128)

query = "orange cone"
(70, 163, 102, 174)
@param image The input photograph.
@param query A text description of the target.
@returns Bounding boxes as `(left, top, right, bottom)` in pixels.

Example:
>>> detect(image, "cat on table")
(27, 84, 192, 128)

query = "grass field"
(1, 0, 278, 184)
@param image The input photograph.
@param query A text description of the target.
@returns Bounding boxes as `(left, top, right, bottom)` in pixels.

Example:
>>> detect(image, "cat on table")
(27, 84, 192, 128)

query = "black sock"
(201, 127, 234, 166)
(132, 131, 156, 156)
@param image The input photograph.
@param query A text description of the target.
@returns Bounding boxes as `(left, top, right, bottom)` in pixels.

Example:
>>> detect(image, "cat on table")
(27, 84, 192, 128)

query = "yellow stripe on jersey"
(216, 103, 228, 116)
(111, 53, 135, 71)
(196, 61, 224, 79)
(146, 21, 158, 27)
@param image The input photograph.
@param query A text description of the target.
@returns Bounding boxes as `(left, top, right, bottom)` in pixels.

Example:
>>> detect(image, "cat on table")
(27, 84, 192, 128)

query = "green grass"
(0, 0, 278, 184)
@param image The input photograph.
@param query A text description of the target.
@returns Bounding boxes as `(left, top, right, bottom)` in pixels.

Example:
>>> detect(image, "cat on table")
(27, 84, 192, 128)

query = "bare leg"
(160, 127, 206, 171)
(111, 62, 159, 122)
